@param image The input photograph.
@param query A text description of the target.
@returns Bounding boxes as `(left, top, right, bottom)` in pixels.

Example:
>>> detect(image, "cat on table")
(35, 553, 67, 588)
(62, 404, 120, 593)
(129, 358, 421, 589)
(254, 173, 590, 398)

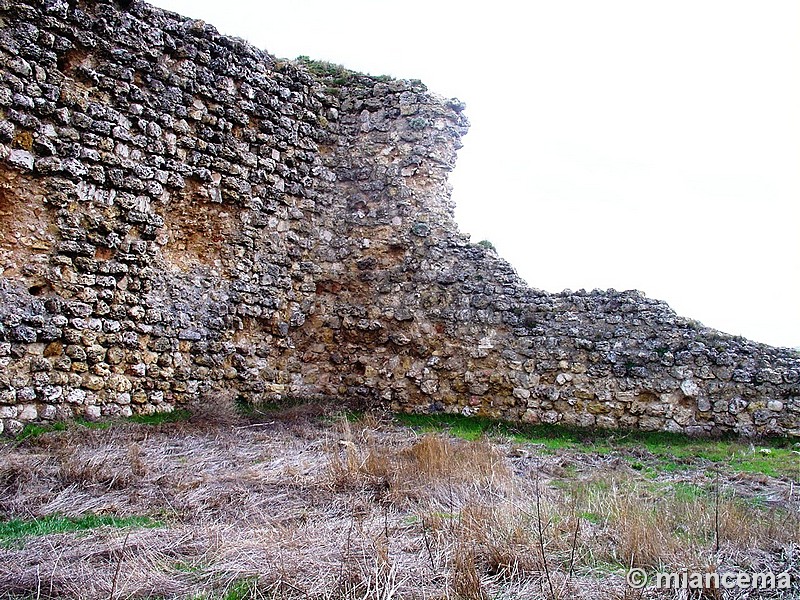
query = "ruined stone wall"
(0, 0, 798, 437)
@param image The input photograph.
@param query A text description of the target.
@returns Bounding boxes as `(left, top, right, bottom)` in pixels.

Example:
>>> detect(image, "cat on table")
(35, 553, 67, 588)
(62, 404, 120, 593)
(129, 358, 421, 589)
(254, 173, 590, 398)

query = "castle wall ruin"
(0, 0, 798, 437)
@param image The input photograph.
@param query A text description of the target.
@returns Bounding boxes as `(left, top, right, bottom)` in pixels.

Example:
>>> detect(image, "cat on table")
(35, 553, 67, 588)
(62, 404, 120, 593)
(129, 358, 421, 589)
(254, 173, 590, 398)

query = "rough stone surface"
(0, 0, 798, 437)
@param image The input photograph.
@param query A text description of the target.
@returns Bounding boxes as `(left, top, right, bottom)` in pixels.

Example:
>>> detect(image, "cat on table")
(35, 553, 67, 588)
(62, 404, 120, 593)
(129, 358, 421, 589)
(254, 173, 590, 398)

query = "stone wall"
(0, 0, 798, 437)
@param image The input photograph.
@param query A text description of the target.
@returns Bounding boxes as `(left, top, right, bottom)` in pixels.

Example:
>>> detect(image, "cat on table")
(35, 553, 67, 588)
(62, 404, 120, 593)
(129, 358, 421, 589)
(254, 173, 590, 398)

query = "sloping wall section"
(0, 0, 797, 437)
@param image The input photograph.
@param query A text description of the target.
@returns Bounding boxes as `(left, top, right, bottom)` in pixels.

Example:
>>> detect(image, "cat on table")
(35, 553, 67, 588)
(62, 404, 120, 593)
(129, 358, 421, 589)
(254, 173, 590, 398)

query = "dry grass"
(329, 420, 510, 507)
(0, 407, 798, 599)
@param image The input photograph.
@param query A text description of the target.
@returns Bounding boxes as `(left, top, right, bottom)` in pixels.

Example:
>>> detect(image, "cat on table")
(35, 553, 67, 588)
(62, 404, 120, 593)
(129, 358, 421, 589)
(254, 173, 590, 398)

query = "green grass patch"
(394, 413, 607, 452)
(73, 418, 112, 430)
(395, 413, 499, 442)
(294, 55, 394, 87)
(733, 452, 796, 478)
(631, 438, 800, 478)
(0, 514, 160, 547)
(222, 577, 260, 600)
(668, 481, 709, 502)
(393, 413, 799, 478)
(127, 409, 191, 426)
(579, 511, 603, 524)
(8, 411, 186, 444)
(14, 421, 67, 441)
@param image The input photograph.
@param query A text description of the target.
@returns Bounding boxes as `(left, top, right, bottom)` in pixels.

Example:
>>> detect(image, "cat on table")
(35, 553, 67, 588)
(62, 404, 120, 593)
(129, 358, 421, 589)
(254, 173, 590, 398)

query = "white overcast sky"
(151, 0, 800, 349)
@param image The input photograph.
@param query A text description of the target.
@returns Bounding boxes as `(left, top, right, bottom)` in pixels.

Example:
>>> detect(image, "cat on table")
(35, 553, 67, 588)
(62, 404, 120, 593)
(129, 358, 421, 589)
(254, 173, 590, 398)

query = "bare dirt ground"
(0, 405, 798, 600)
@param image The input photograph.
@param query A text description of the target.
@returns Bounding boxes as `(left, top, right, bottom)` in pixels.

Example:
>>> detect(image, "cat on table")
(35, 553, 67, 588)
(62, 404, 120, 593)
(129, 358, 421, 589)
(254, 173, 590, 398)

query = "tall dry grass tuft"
(717, 498, 800, 552)
(452, 544, 489, 600)
(457, 502, 539, 580)
(607, 493, 680, 569)
(328, 431, 511, 507)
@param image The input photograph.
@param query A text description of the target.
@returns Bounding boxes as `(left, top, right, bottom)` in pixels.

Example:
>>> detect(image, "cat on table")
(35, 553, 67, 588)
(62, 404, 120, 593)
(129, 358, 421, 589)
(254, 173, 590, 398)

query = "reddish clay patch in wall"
(159, 178, 238, 272)
(0, 166, 55, 288)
